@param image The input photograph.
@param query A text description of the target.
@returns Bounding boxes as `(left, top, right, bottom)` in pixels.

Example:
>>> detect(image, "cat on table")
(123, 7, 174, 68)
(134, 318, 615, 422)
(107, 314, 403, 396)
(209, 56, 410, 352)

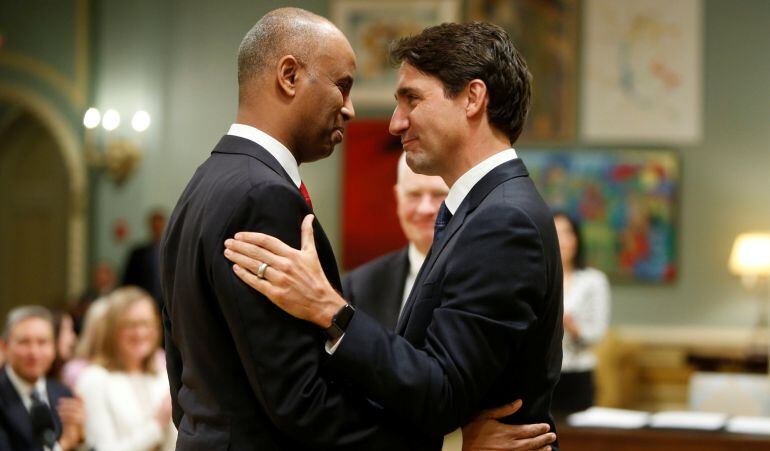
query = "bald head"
(238, 8, 338, 96)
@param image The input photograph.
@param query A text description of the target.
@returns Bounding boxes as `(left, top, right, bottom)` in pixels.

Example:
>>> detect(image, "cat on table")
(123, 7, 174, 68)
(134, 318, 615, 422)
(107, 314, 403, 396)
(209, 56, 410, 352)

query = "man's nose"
(342, 96, 355, 121)
(416, 194, 439, 215)
(389, 105, 408, 137)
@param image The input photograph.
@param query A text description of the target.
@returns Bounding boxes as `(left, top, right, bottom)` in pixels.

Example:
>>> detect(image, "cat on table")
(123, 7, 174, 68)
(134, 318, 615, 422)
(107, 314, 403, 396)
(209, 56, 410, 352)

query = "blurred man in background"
(123, 209, 166, 306)
(344, 152, 448, 330)
(0, 306, 85, 450)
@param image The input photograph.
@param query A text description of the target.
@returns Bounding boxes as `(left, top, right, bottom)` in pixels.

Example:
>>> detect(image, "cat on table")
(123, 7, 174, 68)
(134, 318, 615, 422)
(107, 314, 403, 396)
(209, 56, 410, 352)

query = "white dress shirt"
(5, 365, 50, 412)
(227, 123, 301, 188)
(444, 148, 518, 214)
(400, 243, 428, 317)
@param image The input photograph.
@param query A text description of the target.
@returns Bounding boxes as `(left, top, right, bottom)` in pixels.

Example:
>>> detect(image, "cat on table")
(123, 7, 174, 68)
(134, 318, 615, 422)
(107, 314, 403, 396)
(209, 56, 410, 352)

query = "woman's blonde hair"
(92, 286, 160, 373)
(74, 298, 110, 360)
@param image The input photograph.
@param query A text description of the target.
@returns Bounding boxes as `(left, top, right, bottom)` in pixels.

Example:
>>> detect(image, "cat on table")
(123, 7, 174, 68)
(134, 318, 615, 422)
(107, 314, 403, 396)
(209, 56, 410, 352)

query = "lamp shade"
(729, 232, 770, 275)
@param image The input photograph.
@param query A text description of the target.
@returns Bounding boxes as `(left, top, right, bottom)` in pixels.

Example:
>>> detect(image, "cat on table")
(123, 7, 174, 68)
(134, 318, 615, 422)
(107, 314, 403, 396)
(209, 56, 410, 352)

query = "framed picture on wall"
(581, 0, 703, 143)
(519, 148, 679, 283)
(466, 0, 579, 143)
(332, 0, 460, 108)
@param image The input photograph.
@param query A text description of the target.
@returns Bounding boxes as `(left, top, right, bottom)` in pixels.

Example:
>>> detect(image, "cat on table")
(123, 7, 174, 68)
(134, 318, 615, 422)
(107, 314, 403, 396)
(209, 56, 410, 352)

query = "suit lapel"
(0, 369, 35, 442)
(215, 135, 339, 289)
(381, 248, 409, 330)
(314, 220, 342, 291)
(213, 135, 296, 186)
(46, 381, 65, 438)
(395, 159, 530, 335)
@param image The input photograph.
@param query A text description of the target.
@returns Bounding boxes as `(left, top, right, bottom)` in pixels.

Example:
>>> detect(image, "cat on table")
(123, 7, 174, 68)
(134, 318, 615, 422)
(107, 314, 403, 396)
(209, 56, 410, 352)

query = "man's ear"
(465, 79, 488, 118)
(276, 55, 301, 97)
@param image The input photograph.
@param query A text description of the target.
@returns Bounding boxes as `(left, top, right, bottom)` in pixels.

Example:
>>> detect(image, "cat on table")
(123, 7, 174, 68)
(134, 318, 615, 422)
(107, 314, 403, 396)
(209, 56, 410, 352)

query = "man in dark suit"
(123, 209, 166, 304)
(163, 8, 554, 451)
(343, 153, 448, 330)
(0, 306, 84, 450)
(225, 22, 563, 451)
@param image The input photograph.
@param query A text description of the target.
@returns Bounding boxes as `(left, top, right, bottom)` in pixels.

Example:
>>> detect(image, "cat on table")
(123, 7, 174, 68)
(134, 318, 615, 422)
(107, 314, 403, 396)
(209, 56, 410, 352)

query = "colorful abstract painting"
(520, 149, 679, 283)
(581, 0, 702, 143)
(466, 0, 578, 143)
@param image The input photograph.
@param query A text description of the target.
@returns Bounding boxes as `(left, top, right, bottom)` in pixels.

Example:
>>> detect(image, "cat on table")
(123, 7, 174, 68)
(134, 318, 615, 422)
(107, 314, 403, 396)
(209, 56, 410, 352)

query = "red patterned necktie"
(299, 182, 313, 209)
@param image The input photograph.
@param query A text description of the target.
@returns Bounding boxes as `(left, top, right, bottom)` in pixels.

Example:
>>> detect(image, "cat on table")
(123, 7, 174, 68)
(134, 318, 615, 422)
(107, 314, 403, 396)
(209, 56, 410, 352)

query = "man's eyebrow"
(395, 86, 418, 98)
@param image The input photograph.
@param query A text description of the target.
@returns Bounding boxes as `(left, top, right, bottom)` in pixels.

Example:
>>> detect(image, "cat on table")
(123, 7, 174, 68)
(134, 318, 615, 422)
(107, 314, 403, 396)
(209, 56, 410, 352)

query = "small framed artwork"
(332, 0, 460, 108)
(581, 0, 703, 143)
(466, 0, 579, 144)
(520, 148, 679, 283)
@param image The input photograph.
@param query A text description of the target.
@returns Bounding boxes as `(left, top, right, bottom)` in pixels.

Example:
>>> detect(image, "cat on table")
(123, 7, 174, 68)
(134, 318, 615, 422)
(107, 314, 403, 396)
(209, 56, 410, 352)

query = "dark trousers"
(552, 370, 595, 415)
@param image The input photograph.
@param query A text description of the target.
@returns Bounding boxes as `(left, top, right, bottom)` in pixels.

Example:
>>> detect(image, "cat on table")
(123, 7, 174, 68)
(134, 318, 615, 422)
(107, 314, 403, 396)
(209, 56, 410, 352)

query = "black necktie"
(30, 390, 56, 448)
(433, 202, 453, 244)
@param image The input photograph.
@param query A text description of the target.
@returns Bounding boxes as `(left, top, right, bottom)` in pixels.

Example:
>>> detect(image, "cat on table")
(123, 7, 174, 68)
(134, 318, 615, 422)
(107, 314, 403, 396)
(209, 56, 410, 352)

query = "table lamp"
(729, 232, 770, 361)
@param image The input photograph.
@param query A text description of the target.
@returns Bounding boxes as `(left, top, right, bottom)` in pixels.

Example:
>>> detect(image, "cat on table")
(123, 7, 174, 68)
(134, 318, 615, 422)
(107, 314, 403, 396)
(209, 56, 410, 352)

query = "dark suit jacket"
(123, 242, 163, 303)
(0, 367, 71, 451)
(328, 159, 564, 450)
(160, 135, 423, 451)
(343, 247, 409, 330)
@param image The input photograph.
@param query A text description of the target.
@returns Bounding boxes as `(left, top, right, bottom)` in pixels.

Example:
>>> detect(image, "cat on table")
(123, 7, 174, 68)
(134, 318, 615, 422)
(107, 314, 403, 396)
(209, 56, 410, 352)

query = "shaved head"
(237, 8, 337, 97)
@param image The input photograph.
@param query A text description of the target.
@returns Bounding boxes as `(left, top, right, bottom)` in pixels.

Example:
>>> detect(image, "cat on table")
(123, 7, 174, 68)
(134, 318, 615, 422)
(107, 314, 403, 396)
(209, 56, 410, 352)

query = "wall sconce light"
(83, 107, 150, 184)
(729, 232, 770, 360)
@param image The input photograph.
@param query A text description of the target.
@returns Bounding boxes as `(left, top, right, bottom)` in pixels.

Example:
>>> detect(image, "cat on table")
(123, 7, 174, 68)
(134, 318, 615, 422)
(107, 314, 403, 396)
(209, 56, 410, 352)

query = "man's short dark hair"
(390, 22, 532, 143)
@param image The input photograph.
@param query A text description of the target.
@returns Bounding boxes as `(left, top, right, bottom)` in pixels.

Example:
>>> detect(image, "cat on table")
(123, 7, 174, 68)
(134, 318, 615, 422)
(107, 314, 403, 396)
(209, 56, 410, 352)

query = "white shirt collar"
(227, 123, 301, 188)
(5, 365, 47, 408)
(444, 149, 518, 214)
(407, 243, 427, 278)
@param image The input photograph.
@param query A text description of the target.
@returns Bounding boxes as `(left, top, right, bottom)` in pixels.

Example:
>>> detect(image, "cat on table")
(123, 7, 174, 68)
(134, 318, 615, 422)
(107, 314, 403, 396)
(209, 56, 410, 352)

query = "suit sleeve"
(209, 182, 421, 449)
(161, 301, 183, 426)
(327, 205, 552, 434)
(342, 273, 356, 306)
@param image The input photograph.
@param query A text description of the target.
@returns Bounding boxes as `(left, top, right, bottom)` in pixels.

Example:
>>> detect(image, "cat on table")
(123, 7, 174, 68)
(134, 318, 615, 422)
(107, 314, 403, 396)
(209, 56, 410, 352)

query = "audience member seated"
(552, 212, 611, 415)
(343, 152, 449, 329)
(47, 311, 77, 381)
(61, 299, 110, 390)
(77, 286, 176, 451)
(0, 306, 85, 450)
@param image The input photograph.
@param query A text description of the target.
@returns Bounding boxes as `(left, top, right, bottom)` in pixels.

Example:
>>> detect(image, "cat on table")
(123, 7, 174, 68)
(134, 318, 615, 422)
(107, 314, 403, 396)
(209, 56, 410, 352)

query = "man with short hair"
(344, 152, 448, 330)
(0, 306, 85, 451)
(224, 21, 563, 450)
(163, 8, 554, 451)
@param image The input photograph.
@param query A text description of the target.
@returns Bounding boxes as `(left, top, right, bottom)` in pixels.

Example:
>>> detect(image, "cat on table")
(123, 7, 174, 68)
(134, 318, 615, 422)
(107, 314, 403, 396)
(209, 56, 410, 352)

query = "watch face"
(335, 304, 356, 330)
(326, 304, 355, 341)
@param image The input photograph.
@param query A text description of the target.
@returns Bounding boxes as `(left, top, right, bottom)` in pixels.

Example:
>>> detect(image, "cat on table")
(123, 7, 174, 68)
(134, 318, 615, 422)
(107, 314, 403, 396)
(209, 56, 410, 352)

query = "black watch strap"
(326, 303, 355, 341)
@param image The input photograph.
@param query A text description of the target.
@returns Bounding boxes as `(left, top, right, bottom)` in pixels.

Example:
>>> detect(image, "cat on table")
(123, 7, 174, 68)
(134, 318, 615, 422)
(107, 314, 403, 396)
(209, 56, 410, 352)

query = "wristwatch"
(325, 303, 356, 341)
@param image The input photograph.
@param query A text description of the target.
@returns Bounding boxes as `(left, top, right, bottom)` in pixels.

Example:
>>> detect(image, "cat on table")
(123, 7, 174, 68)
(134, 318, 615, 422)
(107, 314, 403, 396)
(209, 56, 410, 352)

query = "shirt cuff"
(324, 334, 345, 354)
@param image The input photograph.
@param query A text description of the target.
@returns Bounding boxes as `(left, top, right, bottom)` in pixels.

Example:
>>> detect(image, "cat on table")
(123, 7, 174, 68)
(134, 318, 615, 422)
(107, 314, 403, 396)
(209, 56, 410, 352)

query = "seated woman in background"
(77, 286, 176, 451)
(48, 310, 78, 381)
(62, 297, 110, 389)
(552, 212, 611, 415)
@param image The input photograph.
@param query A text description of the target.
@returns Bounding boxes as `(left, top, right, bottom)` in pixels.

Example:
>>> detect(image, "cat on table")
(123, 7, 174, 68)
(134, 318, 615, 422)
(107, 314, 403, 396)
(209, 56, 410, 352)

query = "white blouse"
(77, 364, 177, 451)
(562, 267, 611, 372)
